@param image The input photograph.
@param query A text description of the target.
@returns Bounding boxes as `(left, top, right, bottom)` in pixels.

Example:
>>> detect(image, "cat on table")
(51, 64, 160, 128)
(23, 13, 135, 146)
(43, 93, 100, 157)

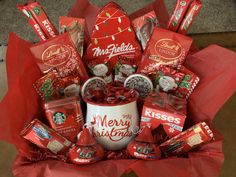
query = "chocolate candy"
(127, 126, 161, 160)
(175, 65, 200, 99)
(167, 0, 191, 32)
(17, 4, 47, 41)
(132, 11, 158, 50)
(17, 1, 58, 39)
(33, 69, 60, 101)
(58, 75, 81, 97)
(137, 27, 193, 74)
(178, 0, 202, 35)
(81, 77, 107, 98)
(160, 122, 214, 157)
(150, 65, 185, 93)
(30, 32, 89, 82)
(59, 16, 85, 57)
(68, 128, 104, 165)
(21, 119, 72, 155)
(44, 96, 84, 142)
(124, 74, 153, 99)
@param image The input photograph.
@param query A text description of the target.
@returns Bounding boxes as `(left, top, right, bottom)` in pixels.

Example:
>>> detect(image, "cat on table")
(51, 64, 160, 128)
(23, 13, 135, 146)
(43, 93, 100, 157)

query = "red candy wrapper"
(85, 2, 142, 68)
(18, 1, 58, 39)
(167, 0, 191, 32)
(127, 126, 161, 160)
(33, 69, 60, 101)
(114, 56, 137, 86)
(160, 122, 214, 157)
(175, 65, 200, 99)
(17, 4, 47, 41)
(150, 65, 185, 93)
(137, 27, 193, 74)
(57, 75, 81, 97)
(141, 92, 187, 138)
(87, 58, 113, 83)
(59, 16, 85, 57)
(68, 128, 104, 164)
(30, 32, 89, 82)
(20, 119, 72, 155)
(132, 11, 158, 50)
(44, 96, 84, 142)
(178, 0, 202, 35)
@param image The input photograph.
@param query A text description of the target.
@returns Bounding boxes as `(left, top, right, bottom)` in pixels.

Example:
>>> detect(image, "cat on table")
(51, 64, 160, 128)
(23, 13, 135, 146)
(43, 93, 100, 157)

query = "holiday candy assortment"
(3, 0, 233, 176)
(15, 0, 213, 164)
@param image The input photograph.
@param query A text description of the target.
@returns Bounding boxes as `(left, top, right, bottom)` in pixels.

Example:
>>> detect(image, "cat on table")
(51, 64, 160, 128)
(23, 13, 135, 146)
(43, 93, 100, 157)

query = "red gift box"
(140, 92, 187, 138)
(1, 0, 236, 177)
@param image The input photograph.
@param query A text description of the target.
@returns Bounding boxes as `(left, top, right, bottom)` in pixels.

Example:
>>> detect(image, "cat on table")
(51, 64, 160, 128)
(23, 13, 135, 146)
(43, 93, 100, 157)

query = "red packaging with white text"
(85, 2, 142, 68)
(21, 1, 58, 38)
(160, 122, 214, 157)
(30, 32, 89, 82)
(167, 0, 191, 32)
(178, 0, 202, 35)
(20, 119, 72, 155)
(17, 4, 47, 41)
(132, 11, 158, 50)
(59, 16, 85, 57)
(137, 27, 192, 74)
(44, 96, 84, 142)
(140, 92, 187, 138)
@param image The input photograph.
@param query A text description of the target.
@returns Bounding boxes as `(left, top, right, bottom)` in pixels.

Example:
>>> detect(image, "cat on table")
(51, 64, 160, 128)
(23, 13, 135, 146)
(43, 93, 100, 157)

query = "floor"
(0, 0, 236, 177)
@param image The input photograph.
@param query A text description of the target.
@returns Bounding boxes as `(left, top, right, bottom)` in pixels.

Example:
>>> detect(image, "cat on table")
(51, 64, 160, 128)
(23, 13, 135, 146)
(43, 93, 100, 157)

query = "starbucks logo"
(53, 112, 66, 124)
(33, 7, 41, 16)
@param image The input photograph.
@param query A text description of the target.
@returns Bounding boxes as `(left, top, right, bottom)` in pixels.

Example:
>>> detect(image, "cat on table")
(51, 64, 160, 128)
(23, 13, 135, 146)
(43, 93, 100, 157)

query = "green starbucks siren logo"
(53, 112, 66, 124)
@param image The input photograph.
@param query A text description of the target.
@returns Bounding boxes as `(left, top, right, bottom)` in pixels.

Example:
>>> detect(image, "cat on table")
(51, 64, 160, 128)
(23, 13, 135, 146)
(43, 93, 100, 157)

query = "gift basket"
(0, 0, 236, 177)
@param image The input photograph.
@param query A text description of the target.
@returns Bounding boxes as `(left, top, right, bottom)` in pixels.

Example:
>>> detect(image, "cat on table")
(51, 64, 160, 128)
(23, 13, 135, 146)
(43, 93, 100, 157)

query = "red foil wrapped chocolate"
(178, 0, 202, 35)
(44, 96, 84, 142)
(85, 2, 142, 68)
(150, 65, 185, 93)
(167, 0, 191, 32)
(18, 1, 58, 39)
(59, 16, 85, 57)
(137, 27, 193, 74)
(20, 119, 72, 155)
(160, 122, 214, 157)
(33, 69, 60, 101)
(30, 32, 89, 82)
(68, 128, 104, 165)
(127, 126, 161, 160)
(17, 4, 47, 41)
(141, 92, 187, 138)
(175, 65, 200, 99)
(132, 11, 158, 50)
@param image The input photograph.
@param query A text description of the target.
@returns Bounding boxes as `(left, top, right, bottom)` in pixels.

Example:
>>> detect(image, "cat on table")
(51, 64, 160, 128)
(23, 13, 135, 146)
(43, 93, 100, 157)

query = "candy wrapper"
(160, 122, 214, 157)
(150, 65, 185, 93)
(17, 1, 58, 39)
(114, 56, 137, 86)
(33, 69, 60, 101)
(138, 27, 193, 74)
(85, 2, 142, 68)
(127, 126, 161, 160)
(141, 92, 187, 139)
(57, 75, 81, 97)
(30, 32, 89, 82)
(175, 65, 200, 99)
(167, 0, 191, 32)
(68, 128, 104, 165)
(59, 16, 85, 57)
(87, 58, 113, 83)
(178, 0, 202, 35)
(20, 119, 72, 155)
(132, 11, 158, 50)
(44, 96, 84, 142)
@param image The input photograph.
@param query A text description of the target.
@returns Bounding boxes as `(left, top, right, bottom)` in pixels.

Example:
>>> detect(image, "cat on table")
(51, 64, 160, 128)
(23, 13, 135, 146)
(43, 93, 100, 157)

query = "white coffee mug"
(84, 94, 139, 150)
